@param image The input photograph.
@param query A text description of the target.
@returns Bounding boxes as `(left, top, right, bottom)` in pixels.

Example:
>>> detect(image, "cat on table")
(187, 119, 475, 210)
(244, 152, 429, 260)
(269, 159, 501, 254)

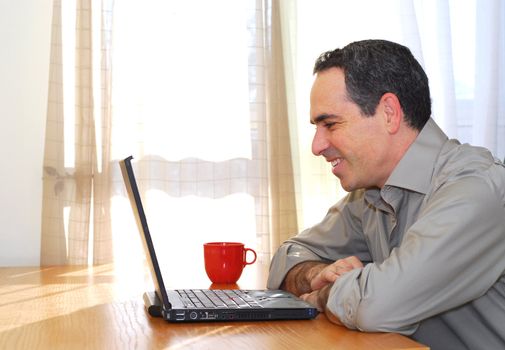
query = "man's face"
(310, 68, 390, 191)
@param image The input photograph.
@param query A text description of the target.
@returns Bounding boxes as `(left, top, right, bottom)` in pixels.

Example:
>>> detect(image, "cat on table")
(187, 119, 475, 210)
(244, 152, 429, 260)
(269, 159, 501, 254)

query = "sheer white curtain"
(108, 0, 299, 274)
(415, 0, 505, 160)
(41, 0, 114, 265)
(472, 0, 505, 159)
(279, 0, 505, 225)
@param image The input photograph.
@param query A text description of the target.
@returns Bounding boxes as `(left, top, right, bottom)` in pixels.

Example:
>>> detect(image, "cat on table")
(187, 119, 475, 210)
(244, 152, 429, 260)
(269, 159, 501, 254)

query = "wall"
(0, 0, 53, 266)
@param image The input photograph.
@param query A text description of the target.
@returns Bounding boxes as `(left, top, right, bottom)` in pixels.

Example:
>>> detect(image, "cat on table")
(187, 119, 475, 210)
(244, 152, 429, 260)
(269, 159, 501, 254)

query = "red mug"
(203, 242, 257, 284)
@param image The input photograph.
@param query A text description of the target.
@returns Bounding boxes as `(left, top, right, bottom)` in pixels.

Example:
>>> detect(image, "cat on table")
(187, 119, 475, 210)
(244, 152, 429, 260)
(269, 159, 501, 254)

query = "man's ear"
(380, 93, 403, 134)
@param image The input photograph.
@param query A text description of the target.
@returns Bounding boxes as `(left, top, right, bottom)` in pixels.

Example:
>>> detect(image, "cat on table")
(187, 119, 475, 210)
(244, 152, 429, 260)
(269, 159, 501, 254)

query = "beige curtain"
(40, 0, 302, 265)
(41, 0, 113, 265)
(265, 0, 299, 250)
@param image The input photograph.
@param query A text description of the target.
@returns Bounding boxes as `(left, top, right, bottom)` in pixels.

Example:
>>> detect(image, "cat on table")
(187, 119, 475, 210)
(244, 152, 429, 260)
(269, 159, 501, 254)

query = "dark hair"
(313, 39, 431, 130)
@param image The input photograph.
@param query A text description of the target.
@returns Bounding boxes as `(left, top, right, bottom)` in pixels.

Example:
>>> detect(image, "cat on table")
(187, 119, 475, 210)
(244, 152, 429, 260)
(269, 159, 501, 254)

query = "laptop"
(119, 156, 318, 322)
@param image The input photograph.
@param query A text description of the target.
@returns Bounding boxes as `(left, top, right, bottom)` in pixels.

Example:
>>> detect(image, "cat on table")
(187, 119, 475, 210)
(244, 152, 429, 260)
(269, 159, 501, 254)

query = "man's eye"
(324, 122, 336, 129)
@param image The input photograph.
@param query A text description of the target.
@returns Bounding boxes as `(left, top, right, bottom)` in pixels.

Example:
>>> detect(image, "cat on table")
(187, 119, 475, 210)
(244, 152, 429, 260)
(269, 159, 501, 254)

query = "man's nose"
(311, 128, 329, 156)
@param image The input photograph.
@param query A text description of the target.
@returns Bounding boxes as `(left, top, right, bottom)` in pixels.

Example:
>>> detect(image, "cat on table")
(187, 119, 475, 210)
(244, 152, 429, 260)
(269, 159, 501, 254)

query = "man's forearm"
(280, 261, 329, 296)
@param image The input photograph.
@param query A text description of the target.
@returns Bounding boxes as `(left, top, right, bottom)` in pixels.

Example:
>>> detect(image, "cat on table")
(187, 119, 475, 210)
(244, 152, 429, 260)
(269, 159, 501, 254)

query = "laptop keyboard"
(176, 289, 263, 309)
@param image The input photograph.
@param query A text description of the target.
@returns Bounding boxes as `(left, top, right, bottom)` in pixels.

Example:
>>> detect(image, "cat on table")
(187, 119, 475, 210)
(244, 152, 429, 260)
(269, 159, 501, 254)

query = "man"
(267, 39, 505, 349)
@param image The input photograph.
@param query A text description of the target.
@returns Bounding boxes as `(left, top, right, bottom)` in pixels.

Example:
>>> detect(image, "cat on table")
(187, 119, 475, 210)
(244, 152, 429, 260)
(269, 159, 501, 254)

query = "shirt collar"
(383, 118, 448, 194)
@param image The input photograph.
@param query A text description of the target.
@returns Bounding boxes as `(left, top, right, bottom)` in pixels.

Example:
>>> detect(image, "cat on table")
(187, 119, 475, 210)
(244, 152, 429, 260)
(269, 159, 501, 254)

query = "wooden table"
(0, 260, 428, 349)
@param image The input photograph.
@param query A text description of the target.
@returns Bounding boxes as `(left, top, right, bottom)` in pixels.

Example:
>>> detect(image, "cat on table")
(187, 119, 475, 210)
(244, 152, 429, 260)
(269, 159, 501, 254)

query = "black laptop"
(119, 156, 318, 322)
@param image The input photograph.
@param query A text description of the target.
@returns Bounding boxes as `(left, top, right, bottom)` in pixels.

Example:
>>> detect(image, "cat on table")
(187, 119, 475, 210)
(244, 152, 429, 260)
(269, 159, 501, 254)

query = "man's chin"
(340, 183, 355, 192)
(337, 176, 362, 192)
(337, 177, 353, 192)
(339, 179, 378, 192)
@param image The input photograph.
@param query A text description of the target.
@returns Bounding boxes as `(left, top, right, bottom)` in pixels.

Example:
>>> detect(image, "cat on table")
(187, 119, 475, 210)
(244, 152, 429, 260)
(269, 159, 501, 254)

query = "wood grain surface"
(0, 262, 428, 349)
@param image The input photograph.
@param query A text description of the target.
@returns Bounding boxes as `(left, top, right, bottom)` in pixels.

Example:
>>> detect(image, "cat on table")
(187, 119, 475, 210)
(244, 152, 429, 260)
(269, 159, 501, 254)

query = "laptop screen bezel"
(119, 156, 172, 311)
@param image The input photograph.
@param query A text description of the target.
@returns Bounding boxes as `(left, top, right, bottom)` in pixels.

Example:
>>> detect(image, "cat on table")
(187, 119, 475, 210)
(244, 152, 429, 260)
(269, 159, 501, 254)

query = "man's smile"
(331, 158, 342, 168)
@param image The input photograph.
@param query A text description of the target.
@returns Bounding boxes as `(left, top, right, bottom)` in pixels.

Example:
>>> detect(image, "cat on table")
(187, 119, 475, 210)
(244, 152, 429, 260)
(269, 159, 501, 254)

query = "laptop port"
(201, 312, 218, 320)
(175, 311, 186, 321)
(220, 312, 235, 320)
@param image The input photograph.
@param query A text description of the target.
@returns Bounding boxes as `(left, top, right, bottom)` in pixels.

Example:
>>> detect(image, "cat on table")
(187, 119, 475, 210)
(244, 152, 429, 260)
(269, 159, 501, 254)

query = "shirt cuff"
(325, 266, 420, 335)
(326, 268, 363, 329)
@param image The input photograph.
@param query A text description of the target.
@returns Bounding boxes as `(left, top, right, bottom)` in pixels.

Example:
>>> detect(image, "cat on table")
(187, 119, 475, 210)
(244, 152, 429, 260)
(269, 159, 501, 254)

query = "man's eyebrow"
(310, 114, 337, 125)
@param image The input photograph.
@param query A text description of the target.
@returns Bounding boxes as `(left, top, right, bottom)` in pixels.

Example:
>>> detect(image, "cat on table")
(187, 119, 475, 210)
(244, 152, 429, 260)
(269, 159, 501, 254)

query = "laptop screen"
(119, 156, 171, 309)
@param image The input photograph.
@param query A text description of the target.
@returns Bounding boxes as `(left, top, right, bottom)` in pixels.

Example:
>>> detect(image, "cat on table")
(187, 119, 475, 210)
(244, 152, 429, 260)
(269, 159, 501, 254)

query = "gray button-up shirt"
(267, 118, 505, 349)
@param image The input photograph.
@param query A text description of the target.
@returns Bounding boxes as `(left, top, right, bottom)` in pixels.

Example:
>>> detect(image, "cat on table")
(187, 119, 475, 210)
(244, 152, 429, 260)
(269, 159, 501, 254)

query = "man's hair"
(313, 39, 431, 130)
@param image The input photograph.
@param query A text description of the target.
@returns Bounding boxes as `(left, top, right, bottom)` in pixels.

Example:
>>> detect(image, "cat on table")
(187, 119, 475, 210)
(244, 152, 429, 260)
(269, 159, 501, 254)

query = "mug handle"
(243, 248, 257, 266)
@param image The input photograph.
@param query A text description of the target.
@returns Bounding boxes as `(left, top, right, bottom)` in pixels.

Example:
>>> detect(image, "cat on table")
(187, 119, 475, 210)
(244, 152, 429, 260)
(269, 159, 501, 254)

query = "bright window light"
(111, 0, 251, 162)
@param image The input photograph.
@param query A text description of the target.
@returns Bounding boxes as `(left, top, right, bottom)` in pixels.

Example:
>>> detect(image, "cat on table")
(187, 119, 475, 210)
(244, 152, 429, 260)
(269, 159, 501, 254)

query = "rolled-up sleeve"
(267, 190, 371, 289)
(267, 243, 323, 289)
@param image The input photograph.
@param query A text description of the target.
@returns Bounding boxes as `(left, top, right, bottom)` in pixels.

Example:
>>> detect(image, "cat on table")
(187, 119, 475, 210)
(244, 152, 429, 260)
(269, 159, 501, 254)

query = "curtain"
(472, 0, 505, 157)
(106, 0, 301, 269)
(41, 0, 114, 265)
(278, 1, 345, 232)
(41, 0, 301, 266)
(413, 0, 505, 160)
(265, 0, 299, 251)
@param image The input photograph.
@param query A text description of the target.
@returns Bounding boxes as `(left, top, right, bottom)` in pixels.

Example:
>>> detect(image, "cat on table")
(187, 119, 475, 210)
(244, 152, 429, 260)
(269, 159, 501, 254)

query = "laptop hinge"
(143, 291, 164, 318)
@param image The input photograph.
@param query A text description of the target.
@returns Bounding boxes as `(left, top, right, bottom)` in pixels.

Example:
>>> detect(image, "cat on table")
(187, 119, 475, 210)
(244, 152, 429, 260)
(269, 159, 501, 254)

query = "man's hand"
(310, 256, 364, 291)
(280, 256, 363, 325)
(299, 284, 331, 312)
(300, 285, 343, 325)
(280, 261, 329, 296)
(298, 256, 363, 325)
